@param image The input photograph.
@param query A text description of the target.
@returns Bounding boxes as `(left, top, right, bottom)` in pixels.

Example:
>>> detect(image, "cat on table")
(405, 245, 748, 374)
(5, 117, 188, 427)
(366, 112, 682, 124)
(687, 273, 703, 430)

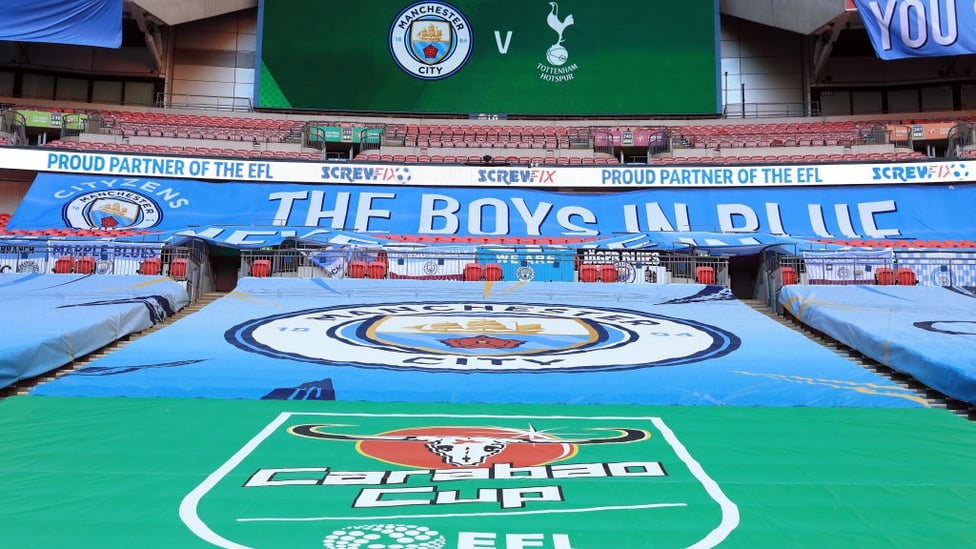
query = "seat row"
(356, 152, 619, 165)
(46, 140, 322, 161)
(50, 255, 187, 278)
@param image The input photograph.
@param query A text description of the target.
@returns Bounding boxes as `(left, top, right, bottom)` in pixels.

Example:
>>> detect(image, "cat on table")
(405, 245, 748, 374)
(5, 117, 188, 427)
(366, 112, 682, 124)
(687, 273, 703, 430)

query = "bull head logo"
(288, 423, 649, 467)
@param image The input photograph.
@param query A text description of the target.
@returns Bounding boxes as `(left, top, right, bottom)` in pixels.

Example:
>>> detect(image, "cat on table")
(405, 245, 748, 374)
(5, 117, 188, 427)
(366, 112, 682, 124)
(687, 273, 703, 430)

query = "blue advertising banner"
(854, 0, 976, 60)
(0, 0, 122, 48)
(9, 173, 976, 243)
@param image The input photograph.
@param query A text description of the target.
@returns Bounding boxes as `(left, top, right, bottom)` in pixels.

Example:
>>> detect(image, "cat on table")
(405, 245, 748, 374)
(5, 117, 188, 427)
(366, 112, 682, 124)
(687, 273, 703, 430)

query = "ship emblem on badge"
(389, 1, 473, 80)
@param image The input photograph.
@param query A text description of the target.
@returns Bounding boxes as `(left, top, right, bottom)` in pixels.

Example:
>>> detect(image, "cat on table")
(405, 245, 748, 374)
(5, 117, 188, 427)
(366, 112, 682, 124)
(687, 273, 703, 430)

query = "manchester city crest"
(225, 301, 740, 373)
(389, 1, 473, 80)
(62, 189, 162, 230)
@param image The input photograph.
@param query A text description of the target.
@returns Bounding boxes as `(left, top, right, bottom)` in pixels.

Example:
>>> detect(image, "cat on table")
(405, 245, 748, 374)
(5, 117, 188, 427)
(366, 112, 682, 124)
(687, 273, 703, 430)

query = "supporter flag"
(387, 246, 475, 280)
(854, 0, 976, 60)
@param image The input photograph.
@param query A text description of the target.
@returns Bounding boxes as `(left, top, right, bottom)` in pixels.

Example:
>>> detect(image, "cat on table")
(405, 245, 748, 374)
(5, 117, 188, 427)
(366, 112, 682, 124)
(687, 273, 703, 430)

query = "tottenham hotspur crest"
(539, 2, 579, 82)
(389, 1, 473, 80)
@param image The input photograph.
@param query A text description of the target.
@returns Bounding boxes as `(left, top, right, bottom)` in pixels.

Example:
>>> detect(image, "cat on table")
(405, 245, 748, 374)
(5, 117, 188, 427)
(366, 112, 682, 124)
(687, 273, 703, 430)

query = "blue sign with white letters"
(8, 173, 976, 242)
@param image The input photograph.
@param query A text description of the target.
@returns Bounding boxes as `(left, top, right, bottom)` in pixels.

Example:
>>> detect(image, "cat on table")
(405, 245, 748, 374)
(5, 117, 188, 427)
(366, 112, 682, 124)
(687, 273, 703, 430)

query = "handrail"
(154, 92, 253, 112)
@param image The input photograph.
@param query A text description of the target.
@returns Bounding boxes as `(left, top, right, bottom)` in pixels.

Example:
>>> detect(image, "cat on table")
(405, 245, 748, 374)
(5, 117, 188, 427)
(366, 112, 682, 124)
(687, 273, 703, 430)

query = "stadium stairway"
(742, 298, 975, 420)
(0, 291, 227, 399)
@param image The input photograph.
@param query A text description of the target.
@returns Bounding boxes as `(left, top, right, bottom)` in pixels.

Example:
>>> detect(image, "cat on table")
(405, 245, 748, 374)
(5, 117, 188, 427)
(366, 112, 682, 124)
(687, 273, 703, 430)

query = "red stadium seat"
(74, 256, 97, 275)
(169, 258, 188, 279)
(367, 260, 388, 279)
(695, 266, 716, 284)
(53, 255, 74, 274)
(347, 260, 367, 279)
(138, 257, 161, 275)
(483, 263, 503, 281)
(895, 267, 917, 286)
(250, 259, 272, 277)
(579, 264, 599, 282)
(464, 262, 483, 281)
(780, 266, 798, 285)
(599, 264, 618, 283)
(875, 267, 895, 285)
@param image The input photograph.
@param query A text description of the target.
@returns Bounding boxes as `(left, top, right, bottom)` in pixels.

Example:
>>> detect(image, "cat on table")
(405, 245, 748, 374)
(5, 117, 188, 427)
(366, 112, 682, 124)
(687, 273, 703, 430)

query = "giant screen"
(256, 0, 720, 116)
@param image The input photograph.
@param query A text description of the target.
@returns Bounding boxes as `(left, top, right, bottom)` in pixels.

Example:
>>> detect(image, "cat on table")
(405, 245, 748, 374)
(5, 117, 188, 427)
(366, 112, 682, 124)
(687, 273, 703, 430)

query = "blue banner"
(32, 278, 927, 407)
(780, 285, 976, 405)
(855, 0, 976, 60)
(9, 173, 976, 243)
(0, 0, 122, 49)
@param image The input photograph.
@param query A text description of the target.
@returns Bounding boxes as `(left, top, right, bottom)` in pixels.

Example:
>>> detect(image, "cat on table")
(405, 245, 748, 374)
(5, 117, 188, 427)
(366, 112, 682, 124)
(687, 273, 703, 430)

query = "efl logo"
(224, 301, 740, 373)
(179, 412, 739, 549)
(389, 1, 473, 80)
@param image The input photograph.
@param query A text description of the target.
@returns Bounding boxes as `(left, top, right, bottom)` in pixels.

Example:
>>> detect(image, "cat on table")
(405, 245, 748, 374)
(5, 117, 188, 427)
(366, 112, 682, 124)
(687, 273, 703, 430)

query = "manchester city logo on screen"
(389, 1, 473, 80)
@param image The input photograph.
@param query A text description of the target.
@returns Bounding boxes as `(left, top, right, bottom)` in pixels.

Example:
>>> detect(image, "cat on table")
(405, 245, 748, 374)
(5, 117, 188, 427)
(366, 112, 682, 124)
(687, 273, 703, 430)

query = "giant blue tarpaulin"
(33, 278, 927, 407)
(0, 273, 188, 389)
(854, 0, 976, 60)
(0, 0, 122, 48)
(780, 285, 976, 405)
(9, 173, 976, 242)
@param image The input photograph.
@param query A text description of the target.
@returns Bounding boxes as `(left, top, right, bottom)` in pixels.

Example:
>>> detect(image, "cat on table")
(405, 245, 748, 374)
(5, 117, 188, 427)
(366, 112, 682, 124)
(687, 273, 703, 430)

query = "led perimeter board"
(256, 0, 720, 116)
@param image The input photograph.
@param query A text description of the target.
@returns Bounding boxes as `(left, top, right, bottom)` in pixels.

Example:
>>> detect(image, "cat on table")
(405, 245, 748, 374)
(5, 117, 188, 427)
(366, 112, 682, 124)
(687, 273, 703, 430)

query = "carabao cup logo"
(389, 1, 473, 80)
(225, 301, 740, 372)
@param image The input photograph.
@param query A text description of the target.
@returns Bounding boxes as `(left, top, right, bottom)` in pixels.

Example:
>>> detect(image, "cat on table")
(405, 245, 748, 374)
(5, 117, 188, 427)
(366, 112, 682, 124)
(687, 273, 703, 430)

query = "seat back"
(74, 256, 96, 275)
(895, 267, 916, 286)
(599, 263, 618, 283)
(251, 259, 272, 277)
(579, 264, 599, 282)
(53, 255, 75, 274)
(367, 260, 388, 279)
(169, 258, 188, 279)
(695, 266, 716, 284)
(464, 262, 483, 281)
(875, 267, 895, 285)
(347, 260, 367, 279)
(484, 263, 503, 281)
(139, 257, 161, 275)
(781, 266, 798, 285)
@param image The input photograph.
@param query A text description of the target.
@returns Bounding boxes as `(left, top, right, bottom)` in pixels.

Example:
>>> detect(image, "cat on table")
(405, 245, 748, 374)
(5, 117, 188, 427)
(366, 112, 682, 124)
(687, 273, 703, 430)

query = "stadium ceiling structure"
(127, 0, 256, 27)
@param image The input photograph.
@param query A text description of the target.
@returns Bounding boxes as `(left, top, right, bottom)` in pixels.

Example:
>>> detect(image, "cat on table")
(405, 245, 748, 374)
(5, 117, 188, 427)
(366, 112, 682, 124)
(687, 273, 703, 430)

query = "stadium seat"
(599, 264, 618, 283)
(464, 262, 483, 281)
(169, 258, 188, 279)
(695, 266, 716, 284)
(53, 255, 74, 274)
(895, 267, 917, 286)
(875, 267, 895, 285)
(347, 260, 367, 279)
(781, 266, 798, 285)
(138, 257, 161, 275)
(483, 263, 503, 281)
(579, 264, 599, 282)
(74, 256, 97, 275)
(367, 260, 388, 279)
(250, 259, 272, 277)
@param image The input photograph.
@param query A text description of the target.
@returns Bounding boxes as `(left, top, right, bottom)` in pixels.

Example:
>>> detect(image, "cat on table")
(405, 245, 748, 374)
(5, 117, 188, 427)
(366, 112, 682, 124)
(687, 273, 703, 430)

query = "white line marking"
(651, 417, 740, 548)
(237, 502, 687, 522)
(179, 412, 293, 549)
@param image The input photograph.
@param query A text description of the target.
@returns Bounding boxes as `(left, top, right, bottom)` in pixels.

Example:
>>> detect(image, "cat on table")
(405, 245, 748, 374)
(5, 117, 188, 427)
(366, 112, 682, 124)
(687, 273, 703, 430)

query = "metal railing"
(154, 92, 253, 112)
(239, 246, 730, 285)
(764, 249, 976, 309)
(0, 241, 205, 301)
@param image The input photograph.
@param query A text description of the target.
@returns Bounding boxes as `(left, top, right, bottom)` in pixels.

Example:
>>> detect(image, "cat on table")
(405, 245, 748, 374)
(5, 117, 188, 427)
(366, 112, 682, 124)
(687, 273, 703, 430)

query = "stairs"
(742, 299, 975, 420)
(0, 292, 226, 399)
